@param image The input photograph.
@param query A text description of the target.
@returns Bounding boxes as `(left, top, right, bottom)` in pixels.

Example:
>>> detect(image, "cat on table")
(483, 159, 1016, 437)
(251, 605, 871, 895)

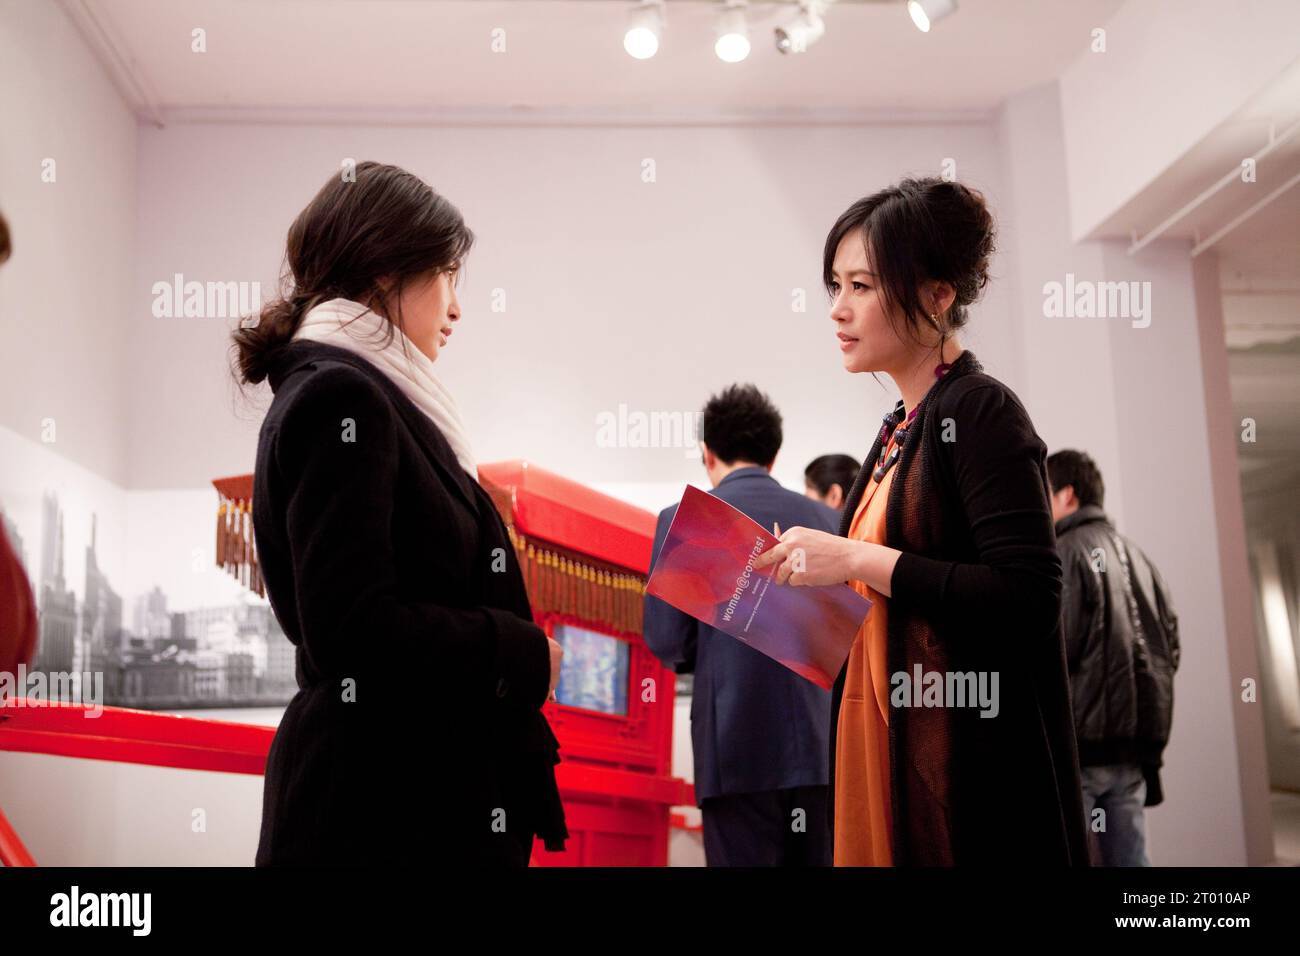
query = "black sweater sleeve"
(889, 382, 1063, 638)
(272, 365, 551, 710)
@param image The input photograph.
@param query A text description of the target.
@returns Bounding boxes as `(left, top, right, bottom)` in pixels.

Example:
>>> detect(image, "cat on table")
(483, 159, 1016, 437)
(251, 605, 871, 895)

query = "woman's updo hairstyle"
(233, 161, 473, 385)
(822, 176, 995, 347)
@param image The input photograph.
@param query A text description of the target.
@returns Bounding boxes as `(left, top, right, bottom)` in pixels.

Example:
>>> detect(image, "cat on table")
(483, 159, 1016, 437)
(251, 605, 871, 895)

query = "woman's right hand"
(546, 637, 563, 702)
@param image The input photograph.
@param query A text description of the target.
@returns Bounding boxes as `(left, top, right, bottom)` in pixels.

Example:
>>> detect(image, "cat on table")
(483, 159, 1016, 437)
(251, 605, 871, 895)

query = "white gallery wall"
(0, 0, 264, 866)
(0, 0, 136, 486)
(0, 0, 1275, 865)
(996, 81, 1268, 866)
(126, 119, 1016, 499)
(1059, 0, 1300, 239)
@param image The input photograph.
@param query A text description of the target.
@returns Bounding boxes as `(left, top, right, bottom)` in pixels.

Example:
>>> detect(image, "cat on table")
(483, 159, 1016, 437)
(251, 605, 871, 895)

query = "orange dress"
(833, 445, 897, 867)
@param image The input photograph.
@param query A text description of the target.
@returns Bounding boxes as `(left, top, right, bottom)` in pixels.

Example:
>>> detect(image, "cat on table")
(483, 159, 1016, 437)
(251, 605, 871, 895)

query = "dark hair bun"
(823, 176, 997, 336)
(916, 179, 995, 328)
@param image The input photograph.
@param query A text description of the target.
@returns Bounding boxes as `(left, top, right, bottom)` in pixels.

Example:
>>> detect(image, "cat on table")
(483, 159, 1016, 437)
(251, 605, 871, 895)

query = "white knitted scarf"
(291, 297, 478, 478)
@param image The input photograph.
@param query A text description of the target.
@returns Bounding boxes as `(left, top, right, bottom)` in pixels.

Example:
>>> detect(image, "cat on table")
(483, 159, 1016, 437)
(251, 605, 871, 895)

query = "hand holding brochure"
(645, 485, 872, 689)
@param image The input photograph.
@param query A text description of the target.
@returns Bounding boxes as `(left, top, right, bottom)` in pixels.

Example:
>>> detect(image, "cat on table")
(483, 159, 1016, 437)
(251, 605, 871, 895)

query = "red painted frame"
(0, 460, 695, 866)
(0, 698, 694, 867)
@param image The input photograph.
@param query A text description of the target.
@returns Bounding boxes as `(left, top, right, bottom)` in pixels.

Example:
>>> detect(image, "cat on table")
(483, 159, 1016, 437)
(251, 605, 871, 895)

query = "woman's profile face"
(394, 265, 461, 363)
(828, 234, 908, 375)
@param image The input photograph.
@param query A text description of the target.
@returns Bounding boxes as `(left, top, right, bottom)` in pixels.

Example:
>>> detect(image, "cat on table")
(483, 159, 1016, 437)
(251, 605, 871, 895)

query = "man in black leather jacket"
(1047, 450, 1179, 866)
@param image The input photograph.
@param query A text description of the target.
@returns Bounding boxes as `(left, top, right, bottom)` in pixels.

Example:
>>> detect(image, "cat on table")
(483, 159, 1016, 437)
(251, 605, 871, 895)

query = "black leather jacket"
(1055, 506, 1179, 805)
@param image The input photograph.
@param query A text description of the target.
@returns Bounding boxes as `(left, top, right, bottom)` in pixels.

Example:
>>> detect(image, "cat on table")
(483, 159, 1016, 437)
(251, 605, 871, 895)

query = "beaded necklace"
(871, 361, 954, 483)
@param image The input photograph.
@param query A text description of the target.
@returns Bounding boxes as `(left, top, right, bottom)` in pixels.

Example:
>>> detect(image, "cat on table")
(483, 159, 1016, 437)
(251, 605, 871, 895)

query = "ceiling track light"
(714, 1, 752, 63)
(624, 0, 665, 60)
(907, 0, 958, 33)
(775, 1, 825, 56)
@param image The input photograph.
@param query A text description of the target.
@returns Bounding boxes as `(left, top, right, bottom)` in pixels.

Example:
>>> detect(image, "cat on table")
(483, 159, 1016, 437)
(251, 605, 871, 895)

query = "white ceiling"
(70, 0, 1126, 121)
(1079, 53, 1300, 296)
(66, 0, 1297, 305)
(55, 0, 1300, 479)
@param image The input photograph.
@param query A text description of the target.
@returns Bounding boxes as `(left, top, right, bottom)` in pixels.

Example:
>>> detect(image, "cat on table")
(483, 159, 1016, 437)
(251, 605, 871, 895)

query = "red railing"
(0, 700, 275, 866)
(0, 699, 695, 866)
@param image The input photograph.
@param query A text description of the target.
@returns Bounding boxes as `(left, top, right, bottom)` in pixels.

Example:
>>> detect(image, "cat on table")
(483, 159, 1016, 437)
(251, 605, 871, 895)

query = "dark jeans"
(700, 785, 831, 866)
(1081, 763, 1150, 866)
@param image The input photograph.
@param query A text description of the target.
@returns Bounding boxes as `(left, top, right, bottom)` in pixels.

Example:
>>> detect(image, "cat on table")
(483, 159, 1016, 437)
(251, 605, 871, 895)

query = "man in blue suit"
(643, 384, 839, 866)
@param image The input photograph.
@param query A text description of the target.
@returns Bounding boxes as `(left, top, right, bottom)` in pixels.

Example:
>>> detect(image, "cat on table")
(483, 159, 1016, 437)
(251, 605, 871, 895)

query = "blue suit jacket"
(642, 466, 840, 803)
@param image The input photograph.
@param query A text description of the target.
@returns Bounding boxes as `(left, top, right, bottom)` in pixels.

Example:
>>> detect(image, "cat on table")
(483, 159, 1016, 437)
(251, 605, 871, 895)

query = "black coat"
(1055, 505, 1179, 805)
(251, 340, 567, 866)
(829, 349, 1090, 865)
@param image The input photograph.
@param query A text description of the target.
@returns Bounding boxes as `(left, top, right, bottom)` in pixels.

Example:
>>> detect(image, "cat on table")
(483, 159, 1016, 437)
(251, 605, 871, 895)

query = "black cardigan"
(830, 349, 1089, 865)
(251, 340, 567, 866)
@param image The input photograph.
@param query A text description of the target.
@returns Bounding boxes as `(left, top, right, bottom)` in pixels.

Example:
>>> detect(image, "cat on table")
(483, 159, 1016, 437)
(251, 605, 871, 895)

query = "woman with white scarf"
(232, 162, 567, 866)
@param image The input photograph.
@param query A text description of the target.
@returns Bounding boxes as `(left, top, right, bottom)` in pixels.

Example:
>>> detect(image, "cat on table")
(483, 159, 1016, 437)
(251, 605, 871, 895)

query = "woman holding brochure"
(754, 178, 1088, 867)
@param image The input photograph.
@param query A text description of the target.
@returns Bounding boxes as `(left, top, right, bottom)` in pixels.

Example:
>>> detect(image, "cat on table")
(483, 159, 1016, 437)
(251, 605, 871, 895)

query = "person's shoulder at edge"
(810, 498, 839, 532)
(649, 503, 680, 568)
(260, 358, 400, 478)
(766, 476, 829, 515)
(932, 365, 1041, 437)
(937, 365, 1014, 404)
(265, 355, 393, 429)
